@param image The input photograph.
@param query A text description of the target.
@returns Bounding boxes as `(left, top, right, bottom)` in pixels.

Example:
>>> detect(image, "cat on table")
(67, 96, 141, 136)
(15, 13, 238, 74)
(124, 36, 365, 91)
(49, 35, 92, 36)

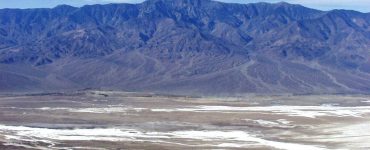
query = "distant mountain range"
(1, 0, 370, 95)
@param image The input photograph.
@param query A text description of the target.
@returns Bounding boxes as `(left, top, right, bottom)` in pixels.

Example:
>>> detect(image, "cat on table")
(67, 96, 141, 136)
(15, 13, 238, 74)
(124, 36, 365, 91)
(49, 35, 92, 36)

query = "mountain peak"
(54, 4, 75, 9)
(275, 1, 290, 5)
(142, 0, 212, 6)
(144, 0, 211, 3)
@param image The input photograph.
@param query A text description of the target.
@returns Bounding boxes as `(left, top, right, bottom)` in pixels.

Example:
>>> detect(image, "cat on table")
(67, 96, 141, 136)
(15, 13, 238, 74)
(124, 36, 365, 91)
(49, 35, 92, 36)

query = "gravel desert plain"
(0, 91, 369, 150)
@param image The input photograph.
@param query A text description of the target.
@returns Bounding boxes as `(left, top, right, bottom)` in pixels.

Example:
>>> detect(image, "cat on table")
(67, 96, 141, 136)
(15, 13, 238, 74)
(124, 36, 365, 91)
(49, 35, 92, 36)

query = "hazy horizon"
(0, 0, 369, 12)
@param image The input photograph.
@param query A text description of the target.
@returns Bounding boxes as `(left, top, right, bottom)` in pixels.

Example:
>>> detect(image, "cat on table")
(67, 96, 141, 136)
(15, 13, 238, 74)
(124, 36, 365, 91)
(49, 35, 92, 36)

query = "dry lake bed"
(0, 91, 370, 150)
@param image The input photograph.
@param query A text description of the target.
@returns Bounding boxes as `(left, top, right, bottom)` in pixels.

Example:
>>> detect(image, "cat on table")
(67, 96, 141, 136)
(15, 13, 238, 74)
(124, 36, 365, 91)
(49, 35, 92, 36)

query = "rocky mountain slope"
(1, 0, 370, 95)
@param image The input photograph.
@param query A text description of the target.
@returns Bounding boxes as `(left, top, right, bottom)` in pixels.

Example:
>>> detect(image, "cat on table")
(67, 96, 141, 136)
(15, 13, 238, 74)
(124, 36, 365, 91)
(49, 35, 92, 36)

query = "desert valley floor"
(0, 91, 369, 150)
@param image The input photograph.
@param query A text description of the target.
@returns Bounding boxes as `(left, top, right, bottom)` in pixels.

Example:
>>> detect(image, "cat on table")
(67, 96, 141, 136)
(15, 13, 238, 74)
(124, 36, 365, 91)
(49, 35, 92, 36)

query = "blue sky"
(0, 0, 369, 12)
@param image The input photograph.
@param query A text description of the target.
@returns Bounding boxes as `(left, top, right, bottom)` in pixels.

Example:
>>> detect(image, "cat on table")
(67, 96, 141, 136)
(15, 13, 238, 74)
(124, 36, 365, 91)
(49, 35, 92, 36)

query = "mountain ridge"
(1, 0, 370, 95)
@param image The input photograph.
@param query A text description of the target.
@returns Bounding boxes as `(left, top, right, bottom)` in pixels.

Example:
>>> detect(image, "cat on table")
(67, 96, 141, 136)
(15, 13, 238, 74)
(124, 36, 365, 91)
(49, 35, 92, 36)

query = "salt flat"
(0, 91, 369, 150)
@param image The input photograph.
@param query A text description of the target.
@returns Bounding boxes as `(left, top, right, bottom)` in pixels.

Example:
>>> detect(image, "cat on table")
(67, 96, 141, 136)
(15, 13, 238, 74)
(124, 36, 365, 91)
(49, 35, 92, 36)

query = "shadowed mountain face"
(1, 0, 370, 95)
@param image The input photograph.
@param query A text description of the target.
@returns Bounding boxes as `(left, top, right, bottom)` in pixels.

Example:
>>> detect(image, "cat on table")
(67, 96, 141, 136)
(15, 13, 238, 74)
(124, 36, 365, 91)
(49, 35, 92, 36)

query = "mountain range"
(1, 0, 370, 95)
